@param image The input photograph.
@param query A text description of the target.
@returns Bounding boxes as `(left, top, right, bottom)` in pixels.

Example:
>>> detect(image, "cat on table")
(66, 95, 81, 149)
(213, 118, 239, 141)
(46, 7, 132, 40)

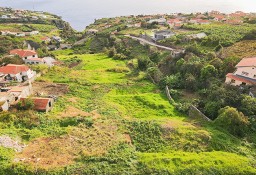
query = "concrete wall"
(189, 105, 212, 121)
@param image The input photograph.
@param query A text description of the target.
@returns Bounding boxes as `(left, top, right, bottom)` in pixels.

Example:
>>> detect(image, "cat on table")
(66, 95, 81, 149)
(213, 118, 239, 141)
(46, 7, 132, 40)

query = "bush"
(17, 98, 34, 110)
(214, 106, 250, 137)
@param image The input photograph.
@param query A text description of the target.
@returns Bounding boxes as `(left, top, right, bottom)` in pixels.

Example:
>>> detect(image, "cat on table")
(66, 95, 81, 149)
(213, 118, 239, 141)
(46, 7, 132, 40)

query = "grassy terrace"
(0, 51, 255, 174)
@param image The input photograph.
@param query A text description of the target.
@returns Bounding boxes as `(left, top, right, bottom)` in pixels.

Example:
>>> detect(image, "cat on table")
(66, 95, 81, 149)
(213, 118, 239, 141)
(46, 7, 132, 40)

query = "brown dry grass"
(221, 40, 256, 59)
(33, 82, 69, 96)
(58, 106, 91, 118)
(15, 118, 124, 169)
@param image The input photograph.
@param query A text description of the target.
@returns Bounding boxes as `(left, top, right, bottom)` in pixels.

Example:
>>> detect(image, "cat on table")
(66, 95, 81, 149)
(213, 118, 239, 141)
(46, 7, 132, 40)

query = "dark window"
(49, 101, 52, 107)
(242, 82, 246, 85)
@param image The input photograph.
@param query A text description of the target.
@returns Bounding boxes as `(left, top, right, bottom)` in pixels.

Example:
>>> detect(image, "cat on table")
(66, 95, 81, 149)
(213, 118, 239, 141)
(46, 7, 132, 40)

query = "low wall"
(189, 105, 212, 121)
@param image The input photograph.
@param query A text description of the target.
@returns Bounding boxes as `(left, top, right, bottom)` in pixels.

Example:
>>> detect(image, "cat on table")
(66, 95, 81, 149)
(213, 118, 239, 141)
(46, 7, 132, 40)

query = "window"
(254, 75, 256, 78)
(231, 79, 235, 83)
(49, 101, 52, 107)
(242, 82, 246, 86)
(242, 71, 249, 76)
(33, 55, 35, 57)
(25, 57, 27, 59)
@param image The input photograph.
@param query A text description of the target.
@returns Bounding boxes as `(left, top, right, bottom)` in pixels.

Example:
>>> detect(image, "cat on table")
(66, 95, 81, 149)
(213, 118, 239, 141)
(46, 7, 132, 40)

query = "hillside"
(0, 8, 256, 174)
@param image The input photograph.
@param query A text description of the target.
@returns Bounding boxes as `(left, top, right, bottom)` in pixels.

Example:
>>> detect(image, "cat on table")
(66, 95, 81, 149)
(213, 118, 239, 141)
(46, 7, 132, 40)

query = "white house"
(43, 57, 57, 67)
(148, 18, 167, 25)
(153, 30, 175, 41)
(225, 57, 256, 86)
(0, 64, 35, 82)
(24, 58, 46, 65)
(9, 49, 38, 61)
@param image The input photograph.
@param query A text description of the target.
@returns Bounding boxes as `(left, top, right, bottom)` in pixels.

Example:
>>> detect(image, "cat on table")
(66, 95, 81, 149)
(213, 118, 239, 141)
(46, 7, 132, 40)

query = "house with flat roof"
(225, 57, 256, 86)
(153, 30, 175, 41)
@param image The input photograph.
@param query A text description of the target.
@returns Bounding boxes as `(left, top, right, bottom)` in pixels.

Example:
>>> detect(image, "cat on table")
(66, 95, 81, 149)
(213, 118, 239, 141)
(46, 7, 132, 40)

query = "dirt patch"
(59, 106, 91, 118)
(16, 119, 122, 169)
(0, 135, 26, 152)
(68, 61, 81, 68)
(33, 82, 69, 96)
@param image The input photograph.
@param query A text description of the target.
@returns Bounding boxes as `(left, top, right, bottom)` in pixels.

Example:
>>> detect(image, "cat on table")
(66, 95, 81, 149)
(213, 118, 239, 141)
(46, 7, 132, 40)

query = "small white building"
(9, 49, 38, 61)
(153, 30, 175, 41)
(43, 57, 57, 67)
(0, 64, 35, 82)
(24, 58, 46, 65)
(148, 18, 167, 25)
(225, 57, 256, 86)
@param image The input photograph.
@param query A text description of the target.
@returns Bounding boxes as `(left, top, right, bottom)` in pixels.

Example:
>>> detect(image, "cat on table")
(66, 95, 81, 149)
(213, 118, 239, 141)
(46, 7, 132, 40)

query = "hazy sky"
(0, 0, 255, 30)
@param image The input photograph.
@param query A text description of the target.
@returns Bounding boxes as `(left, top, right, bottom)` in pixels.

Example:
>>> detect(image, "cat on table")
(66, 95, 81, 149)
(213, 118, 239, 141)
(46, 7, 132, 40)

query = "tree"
(200, 65, 218, 80)
(214, 106, 250, 137)
(240, 95, 256, 116)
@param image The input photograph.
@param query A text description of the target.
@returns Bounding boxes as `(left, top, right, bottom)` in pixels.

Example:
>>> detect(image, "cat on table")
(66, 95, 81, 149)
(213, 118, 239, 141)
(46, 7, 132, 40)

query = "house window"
(25, 57, 27, 59)
(242, 71, 249, 76)
(231, 79, 235, 83)
(49, 101, 52, 107)
(31, 62, 34, 64)
(33, 55, 35, 57)
(242, 82, 246, 86)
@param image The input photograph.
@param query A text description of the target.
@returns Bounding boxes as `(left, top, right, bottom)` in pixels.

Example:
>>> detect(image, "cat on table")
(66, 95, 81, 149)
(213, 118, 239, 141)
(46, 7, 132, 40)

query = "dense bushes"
(214, 106, 250, 137)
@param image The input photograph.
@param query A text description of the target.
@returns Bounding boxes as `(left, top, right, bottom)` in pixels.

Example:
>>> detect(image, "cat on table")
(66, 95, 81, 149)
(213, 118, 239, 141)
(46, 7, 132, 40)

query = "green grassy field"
(0, 52, 255, 174)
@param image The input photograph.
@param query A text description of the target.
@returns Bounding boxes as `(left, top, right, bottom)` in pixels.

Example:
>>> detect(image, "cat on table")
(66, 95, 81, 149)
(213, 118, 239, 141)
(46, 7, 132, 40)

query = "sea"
(0, 0, 255, 31)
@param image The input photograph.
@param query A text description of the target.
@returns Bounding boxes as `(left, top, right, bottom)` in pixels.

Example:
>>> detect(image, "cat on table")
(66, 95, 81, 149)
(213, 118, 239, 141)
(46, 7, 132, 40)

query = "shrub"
(17, 98, 34, 110)
(214, 106, 250, 137)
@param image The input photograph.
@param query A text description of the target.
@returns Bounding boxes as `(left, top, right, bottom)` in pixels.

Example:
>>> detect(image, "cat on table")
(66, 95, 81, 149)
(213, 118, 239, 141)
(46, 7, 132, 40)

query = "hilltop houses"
(225, 57, 256, 86)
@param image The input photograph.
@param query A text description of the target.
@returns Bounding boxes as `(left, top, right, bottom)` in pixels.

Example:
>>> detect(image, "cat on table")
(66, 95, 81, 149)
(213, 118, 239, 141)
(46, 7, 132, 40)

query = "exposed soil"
(58, 106, 91, 118)
(0, 135, 25, 152)
(32, 82, 69, 97)
(16, 119, 123, 169)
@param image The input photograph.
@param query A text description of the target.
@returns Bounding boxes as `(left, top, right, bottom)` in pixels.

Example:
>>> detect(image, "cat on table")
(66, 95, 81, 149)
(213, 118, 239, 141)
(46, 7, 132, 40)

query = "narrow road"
(124, 35, 177, 52)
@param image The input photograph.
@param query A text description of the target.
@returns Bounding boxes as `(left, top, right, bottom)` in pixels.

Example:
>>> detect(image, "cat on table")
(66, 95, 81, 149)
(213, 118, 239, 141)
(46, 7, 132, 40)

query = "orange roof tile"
(10, 49, 37, 58)
(0, 64, 30, 74)
(236, 57, 256, 67)
(20, 97, 51, 111)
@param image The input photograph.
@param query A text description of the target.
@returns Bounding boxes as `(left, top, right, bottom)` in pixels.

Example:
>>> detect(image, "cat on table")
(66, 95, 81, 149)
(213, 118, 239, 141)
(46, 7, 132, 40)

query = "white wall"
(235, 66, 256, 79)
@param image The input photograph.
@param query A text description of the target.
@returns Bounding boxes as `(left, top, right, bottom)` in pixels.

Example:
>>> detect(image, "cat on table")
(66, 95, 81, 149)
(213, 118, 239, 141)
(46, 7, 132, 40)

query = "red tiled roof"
(168, 19, 182, 23)
(236, 57, 256, 67)
(41, 37, 50, 41)
(226, 73, 256, 85)
(0, 64, 30, 74)
(20, 97, 51, 111)
(197, 19, 210, 23)
(10, 49, 37, 58)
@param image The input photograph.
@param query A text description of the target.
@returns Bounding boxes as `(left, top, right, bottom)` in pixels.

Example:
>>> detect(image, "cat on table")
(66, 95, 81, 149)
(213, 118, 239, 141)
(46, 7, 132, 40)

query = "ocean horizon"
(0, 0, 256, 31)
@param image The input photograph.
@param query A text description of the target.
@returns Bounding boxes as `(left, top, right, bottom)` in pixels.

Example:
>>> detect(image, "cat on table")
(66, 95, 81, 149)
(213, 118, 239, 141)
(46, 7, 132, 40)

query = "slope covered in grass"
(0, 52, 255, 174)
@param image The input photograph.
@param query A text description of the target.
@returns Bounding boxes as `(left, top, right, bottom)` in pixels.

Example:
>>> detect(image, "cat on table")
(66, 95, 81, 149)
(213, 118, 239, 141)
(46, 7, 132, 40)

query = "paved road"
(124, 35, 177, 52)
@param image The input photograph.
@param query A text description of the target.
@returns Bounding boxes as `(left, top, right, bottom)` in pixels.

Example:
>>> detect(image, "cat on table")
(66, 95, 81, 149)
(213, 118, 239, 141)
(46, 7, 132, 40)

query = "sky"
(0, 0, 255, 31)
